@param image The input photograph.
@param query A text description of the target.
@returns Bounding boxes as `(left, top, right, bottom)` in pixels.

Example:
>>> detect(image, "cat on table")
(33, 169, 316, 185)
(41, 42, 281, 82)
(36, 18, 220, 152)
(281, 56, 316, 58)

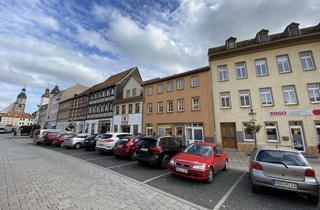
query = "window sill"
(237, 77, 248, 80)
(220, 107, 231, 109)
(261, 104, 274, 107)
(279, 71, 292, 74)
(310, 101, 320, 104)
(303, 68, 316, 71)
(191, 109, 200, 112)
(218, 79, 229, 82)
(266, 140, 280, 143)
(284, 103, 298, 106)
(256, 74, 269, 77)
(244, 139, 255, 142)
(190, 85, 199, 88)
(240, 106, 252, 109)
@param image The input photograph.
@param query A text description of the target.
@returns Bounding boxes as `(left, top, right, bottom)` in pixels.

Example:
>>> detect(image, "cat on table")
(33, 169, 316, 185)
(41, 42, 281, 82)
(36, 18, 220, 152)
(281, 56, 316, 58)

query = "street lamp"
(248, 109, 257, 148)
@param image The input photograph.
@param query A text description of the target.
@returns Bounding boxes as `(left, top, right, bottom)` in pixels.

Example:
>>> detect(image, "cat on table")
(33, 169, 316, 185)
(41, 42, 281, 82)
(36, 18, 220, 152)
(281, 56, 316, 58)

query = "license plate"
(97, 143, 104, 147)
(273, 180, 297, 189)
(140, 148, 148, 152)
(176, 167, 188, 174)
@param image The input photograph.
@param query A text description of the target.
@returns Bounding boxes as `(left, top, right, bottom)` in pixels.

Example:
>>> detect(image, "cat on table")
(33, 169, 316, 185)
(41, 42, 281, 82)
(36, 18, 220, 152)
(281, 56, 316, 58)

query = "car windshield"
(137, 138, 157, 147)
(257, 150, 307, 166)
(184, 144, 212, 157)
(99, 134, 113, 139)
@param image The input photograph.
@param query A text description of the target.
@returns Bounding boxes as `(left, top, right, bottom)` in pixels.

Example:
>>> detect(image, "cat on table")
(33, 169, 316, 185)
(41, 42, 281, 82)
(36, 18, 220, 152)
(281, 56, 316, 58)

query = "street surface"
(0, 134, 319, 210)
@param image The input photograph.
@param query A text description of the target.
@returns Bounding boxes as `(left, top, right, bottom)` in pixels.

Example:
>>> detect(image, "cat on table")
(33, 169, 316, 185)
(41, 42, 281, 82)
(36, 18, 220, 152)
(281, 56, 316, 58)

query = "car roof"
(256, 145, 298, 153)
(105, 132, 131, 135)
(192, 142, 216, 146)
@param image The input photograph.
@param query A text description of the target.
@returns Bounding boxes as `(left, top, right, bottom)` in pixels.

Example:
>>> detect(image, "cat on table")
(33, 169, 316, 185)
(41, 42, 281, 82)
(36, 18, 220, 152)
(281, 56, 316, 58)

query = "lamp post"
(248, 109, 257, 148)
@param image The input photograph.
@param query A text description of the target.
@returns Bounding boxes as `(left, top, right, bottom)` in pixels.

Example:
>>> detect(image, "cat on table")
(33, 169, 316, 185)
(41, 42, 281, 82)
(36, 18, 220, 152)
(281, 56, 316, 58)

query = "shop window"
(265, 122, 279, 142)
(243, 122, 254, 141)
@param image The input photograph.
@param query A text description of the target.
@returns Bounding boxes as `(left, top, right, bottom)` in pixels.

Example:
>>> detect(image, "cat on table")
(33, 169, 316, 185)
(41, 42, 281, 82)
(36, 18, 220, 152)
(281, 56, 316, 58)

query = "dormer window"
(225, 37, 237, 49)
(255, 29, 269, 43)
(282, 22, 300, 37)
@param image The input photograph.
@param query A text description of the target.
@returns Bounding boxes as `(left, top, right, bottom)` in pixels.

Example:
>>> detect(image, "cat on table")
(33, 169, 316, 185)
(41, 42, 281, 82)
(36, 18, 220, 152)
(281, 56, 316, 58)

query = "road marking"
(213, 172, 246, 210)
(85, 156, 114, 161)
(107, 162, 137, 169)
(142, 172, 171, 184)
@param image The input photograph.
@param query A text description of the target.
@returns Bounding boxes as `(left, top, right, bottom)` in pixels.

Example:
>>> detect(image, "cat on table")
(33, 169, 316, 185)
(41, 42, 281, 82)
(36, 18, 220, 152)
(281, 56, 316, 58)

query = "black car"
(83, 134, 100, 151)
(134, 136, 182, 169)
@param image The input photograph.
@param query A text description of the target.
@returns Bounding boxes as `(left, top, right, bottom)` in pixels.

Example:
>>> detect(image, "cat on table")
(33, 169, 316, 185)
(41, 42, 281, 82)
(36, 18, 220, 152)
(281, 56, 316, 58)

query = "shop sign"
(270, 109, 320, 117)
(121, 115, 129, 125)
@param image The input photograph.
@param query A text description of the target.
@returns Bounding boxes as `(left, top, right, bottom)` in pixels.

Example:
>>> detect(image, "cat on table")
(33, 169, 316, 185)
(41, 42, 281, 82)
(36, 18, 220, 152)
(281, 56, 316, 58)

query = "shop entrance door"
(221, 123, 237, 148)
(290, 126, 306, 152)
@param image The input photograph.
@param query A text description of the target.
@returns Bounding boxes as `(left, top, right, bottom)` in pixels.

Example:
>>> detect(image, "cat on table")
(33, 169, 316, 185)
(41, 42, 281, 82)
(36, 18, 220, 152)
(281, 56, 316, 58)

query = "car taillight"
(150, 146, 162, 153)
(251, 162, 262, 170)
(305, 168, 315, 177)
(105, 139, 114, 142)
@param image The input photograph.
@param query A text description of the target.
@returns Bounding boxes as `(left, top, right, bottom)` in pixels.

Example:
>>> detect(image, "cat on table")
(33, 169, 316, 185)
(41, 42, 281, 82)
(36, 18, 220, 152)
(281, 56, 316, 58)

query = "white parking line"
(142, 172, 171, 184)
(213, 172, 246, 210)
(107, 162, 137, 169)
(85, 156, 114, 161)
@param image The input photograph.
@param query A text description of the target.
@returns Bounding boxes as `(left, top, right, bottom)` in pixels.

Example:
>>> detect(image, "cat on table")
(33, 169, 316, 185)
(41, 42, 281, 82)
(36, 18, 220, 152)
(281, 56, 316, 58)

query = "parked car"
(0, 125, 6, 134)
(249, 145, 319, 204)
(95, 132, 132, 153)
(63, 133, 90, 149)
(52, 132, 75, 147)
(169, 143, 228, 183)
(43, 132, 59, 145)
(33, 129, 61, 144)
(113, 137, 140, 159)
(83, 134, 101, 151)
(134, 136, 182, 169)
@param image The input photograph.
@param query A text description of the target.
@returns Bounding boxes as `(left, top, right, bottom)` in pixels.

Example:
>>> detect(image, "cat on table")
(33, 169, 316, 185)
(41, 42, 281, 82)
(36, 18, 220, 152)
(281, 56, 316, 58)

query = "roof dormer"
(282, 22, 301, 37)
(255, 29, 270, 43)
(225, 37, 237, 50)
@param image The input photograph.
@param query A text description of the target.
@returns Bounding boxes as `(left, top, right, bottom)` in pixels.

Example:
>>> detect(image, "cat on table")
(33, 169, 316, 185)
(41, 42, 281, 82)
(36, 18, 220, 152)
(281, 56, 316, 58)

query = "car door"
(213, 146, 224, 171)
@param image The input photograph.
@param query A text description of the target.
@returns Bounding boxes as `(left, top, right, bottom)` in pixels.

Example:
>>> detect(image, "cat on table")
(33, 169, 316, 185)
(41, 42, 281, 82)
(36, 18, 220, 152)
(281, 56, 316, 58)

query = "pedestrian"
(12, 129, 17, 139)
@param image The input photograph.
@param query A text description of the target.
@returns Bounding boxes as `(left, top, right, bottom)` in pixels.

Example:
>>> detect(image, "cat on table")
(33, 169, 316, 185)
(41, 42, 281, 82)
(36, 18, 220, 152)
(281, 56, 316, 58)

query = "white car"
(63, 133, 90, 149)
(95, 132, 133, 153)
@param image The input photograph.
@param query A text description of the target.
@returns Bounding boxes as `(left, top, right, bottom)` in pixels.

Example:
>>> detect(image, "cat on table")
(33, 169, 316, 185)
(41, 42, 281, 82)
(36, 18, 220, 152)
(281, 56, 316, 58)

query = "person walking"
(12, 129, 17, 139)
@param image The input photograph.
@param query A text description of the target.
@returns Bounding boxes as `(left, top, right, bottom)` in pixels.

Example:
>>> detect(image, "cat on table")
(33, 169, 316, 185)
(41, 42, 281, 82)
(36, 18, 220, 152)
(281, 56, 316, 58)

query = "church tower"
(13, 87, 27, 112)
(40, 88, 50, 106)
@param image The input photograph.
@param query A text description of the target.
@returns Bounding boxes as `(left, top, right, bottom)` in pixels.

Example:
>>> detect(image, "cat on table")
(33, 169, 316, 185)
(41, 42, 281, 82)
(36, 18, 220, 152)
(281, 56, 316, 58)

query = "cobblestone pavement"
(0, 136, 207, 210)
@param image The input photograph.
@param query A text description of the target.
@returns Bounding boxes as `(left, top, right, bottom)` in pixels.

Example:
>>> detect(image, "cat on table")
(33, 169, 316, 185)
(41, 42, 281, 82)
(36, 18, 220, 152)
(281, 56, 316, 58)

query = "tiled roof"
(79, 67, 138, 96)
(208, 23, 320, 56)
(3, 112, 33, 119)
(143, 66, 209, 85)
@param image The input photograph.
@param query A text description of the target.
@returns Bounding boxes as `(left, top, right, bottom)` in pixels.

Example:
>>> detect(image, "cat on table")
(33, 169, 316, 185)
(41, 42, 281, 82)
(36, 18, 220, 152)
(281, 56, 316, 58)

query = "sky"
(0, 0, 319, 113)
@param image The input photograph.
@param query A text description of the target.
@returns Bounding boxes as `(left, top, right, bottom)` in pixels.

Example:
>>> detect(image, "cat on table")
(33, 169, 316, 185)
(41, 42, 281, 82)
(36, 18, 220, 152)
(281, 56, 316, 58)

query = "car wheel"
(307, 194, 319, 205)
(160, 155, 170, 169)
(74, 143, 81, 149)
(207, 167, 214, 184)
(223, 160, 228, 171)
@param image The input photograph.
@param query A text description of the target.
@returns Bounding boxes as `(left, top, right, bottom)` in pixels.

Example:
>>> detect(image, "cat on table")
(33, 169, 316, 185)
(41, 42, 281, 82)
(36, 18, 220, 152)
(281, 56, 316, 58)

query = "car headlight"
(192, 164, 206, 171)
(169, 159, 175, 165)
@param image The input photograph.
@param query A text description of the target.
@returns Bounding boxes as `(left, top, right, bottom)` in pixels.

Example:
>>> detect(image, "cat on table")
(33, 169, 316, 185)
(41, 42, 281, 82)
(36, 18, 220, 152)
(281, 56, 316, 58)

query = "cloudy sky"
(0, 0, 319, 113)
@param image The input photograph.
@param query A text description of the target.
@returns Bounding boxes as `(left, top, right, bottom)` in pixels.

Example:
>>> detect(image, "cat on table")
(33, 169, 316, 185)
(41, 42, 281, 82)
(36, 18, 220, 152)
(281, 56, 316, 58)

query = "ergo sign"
(270, 109, 320, 116)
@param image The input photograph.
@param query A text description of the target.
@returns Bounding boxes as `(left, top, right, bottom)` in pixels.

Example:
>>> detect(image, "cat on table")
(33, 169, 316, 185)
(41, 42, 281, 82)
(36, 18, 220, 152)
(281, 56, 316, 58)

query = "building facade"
(208, 22, 320, 156)
(142, 67, 215, 146)
(0, 112, 33, 127)
(113, 76, 144, 135)
(46, 85, 61, 128)
(35, 88, 50, 127)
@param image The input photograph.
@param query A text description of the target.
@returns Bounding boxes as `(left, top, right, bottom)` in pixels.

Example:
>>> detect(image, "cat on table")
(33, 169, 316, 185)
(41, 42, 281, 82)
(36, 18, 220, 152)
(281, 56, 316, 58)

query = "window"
(220, 92, 231, 108)
(260, 88, 273, 106)
(307, 83, 320, 103)
(255, 59, 268, 76)
(177, 79, 184, 90)
(300, 51, 315, 70)
(236, 62, 247, 79)
(243, 122, 254, 141)
(277, 55, 291, 73)
(190, 76, 199, 87)
(126, 90, 130, 98)
(146, 124, 153, 136)
(218, 65, 228, 81)
(265, 122, 279, 142)
(157, 102, 164, 113)
(147, 86, 153, 95)
(191, 97, 200, 111)
(135, 103, 140, 113)
(167, 81, 173, 92)
(177, 99, 185, 112)
(132, 88, 137, 97)
(158, 83, 163, 93)
(239, 90, 251, 107)
(121, 105, 126, 114)
(128, 104, 133, 114)
(282, 85, 298, 105)
(167, 101, 174, 112)
(147, 103, 152, 114)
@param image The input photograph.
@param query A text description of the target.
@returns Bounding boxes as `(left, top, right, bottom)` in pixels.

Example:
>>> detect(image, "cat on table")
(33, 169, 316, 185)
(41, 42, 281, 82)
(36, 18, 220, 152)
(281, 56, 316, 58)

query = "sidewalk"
(0, 136, 206, 210)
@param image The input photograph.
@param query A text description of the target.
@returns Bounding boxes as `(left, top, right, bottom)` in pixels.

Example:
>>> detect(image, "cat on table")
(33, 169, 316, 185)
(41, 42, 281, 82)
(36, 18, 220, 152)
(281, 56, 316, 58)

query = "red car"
(43, 132, 59, 145)
(169, 143, 228, 183)
(52, 132, 75, 147)
(113, 137, 139, 159)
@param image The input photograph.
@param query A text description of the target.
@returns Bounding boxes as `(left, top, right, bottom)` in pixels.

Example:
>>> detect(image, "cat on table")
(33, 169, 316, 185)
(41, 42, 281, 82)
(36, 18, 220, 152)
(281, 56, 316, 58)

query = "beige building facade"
(0, 112, 33, 127)
(142, 67, 215, 146)
(208, 22, 320, 156)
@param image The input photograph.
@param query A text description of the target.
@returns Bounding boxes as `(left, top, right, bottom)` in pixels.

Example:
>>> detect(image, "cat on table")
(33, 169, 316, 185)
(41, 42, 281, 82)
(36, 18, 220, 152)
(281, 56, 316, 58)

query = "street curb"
(22, 138, 209, 210)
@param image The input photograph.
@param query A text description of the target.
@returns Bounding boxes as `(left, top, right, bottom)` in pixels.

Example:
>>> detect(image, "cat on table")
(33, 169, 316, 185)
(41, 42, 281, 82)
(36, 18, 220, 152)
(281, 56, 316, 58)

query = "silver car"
(63, 133, 90, 149)
(249, 145, 319, 204)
